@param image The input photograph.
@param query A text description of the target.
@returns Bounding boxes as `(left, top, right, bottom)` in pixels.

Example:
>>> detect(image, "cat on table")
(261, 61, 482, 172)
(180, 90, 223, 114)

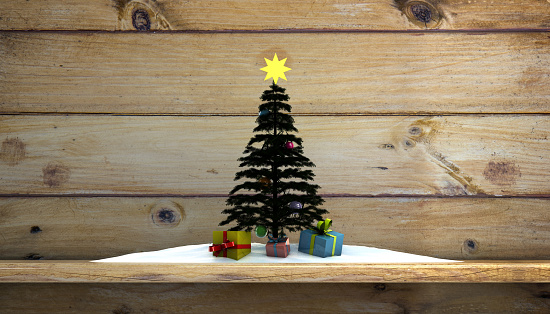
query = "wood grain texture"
(1, 197, 549, 260)
(1, 115, 548, 196)
(1, 283, 549, 313)
(2, 261, 550, 283)
(1, 32, 549, 114)
(1, 0, 549, 31)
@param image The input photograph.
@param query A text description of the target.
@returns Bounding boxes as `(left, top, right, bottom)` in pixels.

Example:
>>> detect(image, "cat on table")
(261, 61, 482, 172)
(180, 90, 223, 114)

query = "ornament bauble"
(289, 201, 303, 210)
(285, 141, 294, 149)
(258, 177, 271, 188)
(255, 225, 268, 238)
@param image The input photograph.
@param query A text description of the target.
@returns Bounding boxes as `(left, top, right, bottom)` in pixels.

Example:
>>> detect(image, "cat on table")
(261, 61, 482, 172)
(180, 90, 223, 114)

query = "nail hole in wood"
(379, 144, 395, 150)
(30, 226, 42, 234)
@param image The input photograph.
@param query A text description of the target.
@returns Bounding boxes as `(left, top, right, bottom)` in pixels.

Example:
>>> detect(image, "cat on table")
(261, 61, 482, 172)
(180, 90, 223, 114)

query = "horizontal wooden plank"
(1, 0, 550, 31)
(2, 261, 550, 283)
(1, 283, 549, 313)
(1, 115, 548, 196)
(1, 32, 549, 114)
(1, 197, 549, 260)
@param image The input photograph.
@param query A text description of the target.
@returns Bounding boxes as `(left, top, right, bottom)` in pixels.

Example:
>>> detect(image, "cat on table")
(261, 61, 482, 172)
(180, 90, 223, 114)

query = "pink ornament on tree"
(284, 141, 294, 149)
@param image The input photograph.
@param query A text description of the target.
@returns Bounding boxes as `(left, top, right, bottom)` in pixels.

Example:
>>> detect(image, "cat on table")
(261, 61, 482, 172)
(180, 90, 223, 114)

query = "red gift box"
(265, 237, 290, 258)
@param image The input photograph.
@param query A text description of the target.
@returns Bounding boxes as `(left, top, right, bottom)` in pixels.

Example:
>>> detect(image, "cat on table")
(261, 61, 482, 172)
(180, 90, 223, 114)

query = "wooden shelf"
(1, 261, 549, 283)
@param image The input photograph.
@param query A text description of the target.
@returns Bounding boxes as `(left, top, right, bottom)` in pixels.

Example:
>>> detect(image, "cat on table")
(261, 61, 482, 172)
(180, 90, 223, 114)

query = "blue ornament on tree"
(259, 109, 270, 117)
(289, 201, 303, 210)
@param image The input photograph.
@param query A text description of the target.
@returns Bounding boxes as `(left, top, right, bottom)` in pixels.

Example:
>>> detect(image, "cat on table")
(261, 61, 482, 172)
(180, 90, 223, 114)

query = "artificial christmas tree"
(219, 82, 328, 240)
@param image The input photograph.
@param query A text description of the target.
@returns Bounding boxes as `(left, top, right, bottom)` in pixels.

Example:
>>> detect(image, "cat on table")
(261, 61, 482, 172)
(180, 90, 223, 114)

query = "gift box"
(265, 236, 290, 258)
(298, 219, 344, 258)
(209, 231, 251, 260)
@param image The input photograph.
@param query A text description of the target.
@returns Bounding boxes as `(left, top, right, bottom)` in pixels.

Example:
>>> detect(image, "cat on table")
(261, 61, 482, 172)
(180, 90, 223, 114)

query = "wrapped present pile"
(210, 219, 343, 260)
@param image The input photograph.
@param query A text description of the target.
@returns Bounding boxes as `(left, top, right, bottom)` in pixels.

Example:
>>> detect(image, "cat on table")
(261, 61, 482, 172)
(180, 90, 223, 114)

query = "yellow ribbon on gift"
(309, 219, 337, 256)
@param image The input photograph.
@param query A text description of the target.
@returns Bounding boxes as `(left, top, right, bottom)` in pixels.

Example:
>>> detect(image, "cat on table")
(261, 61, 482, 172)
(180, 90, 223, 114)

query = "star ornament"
(260, 53, 291, 84)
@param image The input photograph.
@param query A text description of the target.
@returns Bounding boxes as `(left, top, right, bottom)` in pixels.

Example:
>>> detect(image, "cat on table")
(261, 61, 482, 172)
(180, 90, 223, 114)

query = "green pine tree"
(220, 82, 328, 239)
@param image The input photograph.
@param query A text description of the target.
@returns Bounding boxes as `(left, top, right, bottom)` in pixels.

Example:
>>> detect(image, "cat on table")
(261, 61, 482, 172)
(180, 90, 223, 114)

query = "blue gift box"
(298, 228, 344, 258)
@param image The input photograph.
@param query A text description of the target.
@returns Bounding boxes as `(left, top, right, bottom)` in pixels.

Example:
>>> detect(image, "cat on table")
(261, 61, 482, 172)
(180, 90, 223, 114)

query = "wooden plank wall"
(1, 1, 550, 312)
(2, 283, 550, 313)
(1, 0, 549, 261)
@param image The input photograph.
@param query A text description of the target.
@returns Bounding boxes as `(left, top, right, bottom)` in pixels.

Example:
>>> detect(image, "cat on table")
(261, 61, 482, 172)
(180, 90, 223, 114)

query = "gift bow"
(209, 231, 236, 257)
(210, 231, 252, 258)
(268, 234, 287, 243)
(309, 219, 337, 256)
(313, 218, 332, 235)
(208, 241, 235, 253)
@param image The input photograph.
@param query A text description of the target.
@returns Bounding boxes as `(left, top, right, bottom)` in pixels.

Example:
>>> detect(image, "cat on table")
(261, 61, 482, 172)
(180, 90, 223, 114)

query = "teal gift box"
(298, 219, 344, 258)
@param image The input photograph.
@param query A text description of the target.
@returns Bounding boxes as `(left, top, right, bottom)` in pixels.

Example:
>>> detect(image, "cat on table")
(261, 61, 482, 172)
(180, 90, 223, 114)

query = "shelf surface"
(1, 261, 549, 283)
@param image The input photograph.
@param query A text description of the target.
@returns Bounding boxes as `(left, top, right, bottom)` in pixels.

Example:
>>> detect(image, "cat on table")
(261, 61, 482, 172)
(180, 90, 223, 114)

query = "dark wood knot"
(132, 9, 151, 31)
(116, 0, 172, 31)
(150, 201, 185, 228)
(397, 1, 443, 29)
(157, 208, 176, 223)
(411, 3, 432, 24)
(463, 239, 479, 254)
(409, 126, 422, 135)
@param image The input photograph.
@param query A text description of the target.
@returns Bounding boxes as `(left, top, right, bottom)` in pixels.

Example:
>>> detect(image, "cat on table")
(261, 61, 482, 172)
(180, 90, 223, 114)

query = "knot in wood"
(132, 9, 151, 31)
(463, 239, 479, 254)
(409, 126, 422, 136)
(150, 201, 185, 228)
(411, 3, 432, 24)
(404, 139, 415, 148)
(399, 1, 443, 29)
(115, 0, 172, 31)
(157, 208, 175, 223)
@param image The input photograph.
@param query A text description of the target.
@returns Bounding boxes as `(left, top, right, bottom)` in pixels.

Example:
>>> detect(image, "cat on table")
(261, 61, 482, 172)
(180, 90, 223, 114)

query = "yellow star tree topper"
(260, 53, 291, 84)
